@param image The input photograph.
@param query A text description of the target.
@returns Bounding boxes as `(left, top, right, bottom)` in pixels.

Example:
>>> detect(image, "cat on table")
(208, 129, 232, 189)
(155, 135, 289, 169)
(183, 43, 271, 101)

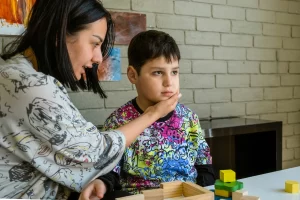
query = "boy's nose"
(163, 75, 172, 87)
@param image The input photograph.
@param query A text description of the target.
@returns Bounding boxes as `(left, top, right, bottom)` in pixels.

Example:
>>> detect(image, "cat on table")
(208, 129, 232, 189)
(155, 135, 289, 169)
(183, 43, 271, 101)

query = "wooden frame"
(116, 181, 214, 200)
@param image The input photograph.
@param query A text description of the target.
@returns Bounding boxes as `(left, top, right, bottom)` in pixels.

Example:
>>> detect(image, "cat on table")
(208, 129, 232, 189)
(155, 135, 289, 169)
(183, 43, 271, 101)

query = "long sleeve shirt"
(0, 56, 125, 199)
(102, 98, 212, 194)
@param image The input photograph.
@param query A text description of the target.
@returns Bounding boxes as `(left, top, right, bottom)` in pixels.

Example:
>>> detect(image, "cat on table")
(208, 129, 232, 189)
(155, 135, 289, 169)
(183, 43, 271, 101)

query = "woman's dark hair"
(128, 30, 180, 75)
(1, 0, 115, 98)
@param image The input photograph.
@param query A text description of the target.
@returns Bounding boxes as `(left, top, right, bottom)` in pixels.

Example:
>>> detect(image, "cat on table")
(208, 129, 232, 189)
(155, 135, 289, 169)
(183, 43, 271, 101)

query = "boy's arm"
(190, 113, 216, 186)
(97, 112, 126, 192)
(192, 113, 212, 165)
(98, 171, 122, 192)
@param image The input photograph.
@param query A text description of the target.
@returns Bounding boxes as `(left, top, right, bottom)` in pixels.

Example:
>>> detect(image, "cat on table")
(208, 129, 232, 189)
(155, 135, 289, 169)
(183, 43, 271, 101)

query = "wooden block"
(232, 190, 248, 200)
(215, 189, 231, 197)
(142, 188, 164, 200)
(240, 195, 260, 200)
(160, 181, 183, 198)
(215, 179, 243, 192)
(285, 180, 299, 193)
(116, 194, 144, 200)
(182, 182, 212, 197)
(174, 193, 214, 200)
(220, 170, 236, 182)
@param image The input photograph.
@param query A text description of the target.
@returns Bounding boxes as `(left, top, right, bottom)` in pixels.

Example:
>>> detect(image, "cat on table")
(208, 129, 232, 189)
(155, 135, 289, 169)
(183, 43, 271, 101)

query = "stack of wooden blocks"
(215, 169, 260, 200)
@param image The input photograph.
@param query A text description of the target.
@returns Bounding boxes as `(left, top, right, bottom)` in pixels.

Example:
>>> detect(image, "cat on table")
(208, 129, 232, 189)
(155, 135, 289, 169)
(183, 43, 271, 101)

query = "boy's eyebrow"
(151, 66, 180, 70)
(92, 35, 103, 42)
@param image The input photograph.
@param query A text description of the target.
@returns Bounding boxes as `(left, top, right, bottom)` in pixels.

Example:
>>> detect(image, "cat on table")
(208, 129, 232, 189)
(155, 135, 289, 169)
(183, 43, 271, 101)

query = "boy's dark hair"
(128, 30, 180, 75)
(1, 0, 114, 98)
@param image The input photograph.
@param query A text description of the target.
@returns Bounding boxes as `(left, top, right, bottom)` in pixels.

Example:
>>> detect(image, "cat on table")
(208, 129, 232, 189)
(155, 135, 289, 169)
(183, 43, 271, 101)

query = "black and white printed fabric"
(0, 56, 125, 199)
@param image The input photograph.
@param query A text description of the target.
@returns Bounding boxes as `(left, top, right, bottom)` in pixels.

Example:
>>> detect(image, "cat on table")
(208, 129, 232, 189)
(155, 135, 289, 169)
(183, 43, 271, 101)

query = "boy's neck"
(135, 96, 154, 112)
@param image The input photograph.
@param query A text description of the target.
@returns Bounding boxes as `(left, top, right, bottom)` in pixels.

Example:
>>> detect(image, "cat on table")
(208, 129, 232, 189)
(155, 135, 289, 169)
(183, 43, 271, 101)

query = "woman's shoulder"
(0, 56, 68, 102)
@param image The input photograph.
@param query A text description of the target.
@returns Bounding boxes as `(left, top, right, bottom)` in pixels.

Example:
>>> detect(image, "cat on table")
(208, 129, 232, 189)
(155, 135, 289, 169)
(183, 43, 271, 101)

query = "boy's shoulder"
(175, 103, 198, 117)
(107, 98, 137, 119)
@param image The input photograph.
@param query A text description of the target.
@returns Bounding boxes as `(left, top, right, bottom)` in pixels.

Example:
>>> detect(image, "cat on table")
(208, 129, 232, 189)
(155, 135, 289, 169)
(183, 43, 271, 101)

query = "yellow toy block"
(215, 189, 231, 197)
(220, 169, 236, 183)
(285, 180, 299, 193)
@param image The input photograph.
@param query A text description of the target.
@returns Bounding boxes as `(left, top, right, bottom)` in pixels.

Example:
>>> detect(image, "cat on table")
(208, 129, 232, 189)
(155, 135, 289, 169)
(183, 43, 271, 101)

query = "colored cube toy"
(285, 180, 299, 193)
(220, 170, 236, 182)
(215, 179, 243, 192)
(215, 189, 231, 197)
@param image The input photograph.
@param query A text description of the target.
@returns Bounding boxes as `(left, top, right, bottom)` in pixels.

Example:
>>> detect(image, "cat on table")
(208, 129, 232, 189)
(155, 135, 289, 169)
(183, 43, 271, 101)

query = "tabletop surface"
(206, 166, 300, 200)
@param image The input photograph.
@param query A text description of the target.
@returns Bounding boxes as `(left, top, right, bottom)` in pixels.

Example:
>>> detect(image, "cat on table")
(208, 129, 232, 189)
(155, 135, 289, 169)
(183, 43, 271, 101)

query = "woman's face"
(66, 18, 108, 80)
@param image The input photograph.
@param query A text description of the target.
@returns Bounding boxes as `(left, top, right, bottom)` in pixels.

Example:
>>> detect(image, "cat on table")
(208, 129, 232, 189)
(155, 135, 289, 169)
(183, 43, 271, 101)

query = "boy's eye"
(172, 71, 178, 75)
(153, 71, 162, 75)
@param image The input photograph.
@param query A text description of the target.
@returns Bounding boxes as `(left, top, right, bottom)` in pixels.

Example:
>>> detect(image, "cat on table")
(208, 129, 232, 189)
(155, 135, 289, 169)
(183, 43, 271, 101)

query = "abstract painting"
(111, 11, 146, 45)
(98, 48, 121, 81)
(0, 0, 36, 35)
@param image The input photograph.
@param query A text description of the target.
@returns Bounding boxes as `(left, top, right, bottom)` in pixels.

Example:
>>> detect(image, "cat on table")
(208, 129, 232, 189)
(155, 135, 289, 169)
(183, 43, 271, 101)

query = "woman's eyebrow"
(93, 35, 103, 42)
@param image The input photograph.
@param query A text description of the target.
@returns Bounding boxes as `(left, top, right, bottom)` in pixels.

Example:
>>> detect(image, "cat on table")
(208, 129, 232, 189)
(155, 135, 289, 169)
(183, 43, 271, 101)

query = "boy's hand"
(79, 179, 107, 200)
(145, 92, 182, 118)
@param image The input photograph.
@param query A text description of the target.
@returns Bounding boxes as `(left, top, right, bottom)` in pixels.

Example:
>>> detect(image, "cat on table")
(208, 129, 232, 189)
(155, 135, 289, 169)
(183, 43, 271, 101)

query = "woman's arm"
(117, 92, 181, 146)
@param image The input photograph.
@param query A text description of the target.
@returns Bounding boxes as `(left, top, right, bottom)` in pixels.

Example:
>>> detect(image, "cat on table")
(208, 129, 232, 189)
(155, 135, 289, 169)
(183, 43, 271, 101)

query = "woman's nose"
(92, 48, 103, 64)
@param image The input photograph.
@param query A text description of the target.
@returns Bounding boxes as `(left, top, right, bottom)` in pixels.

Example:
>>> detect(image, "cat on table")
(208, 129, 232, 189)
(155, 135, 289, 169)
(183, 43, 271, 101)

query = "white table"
(206, 166, 300, 200)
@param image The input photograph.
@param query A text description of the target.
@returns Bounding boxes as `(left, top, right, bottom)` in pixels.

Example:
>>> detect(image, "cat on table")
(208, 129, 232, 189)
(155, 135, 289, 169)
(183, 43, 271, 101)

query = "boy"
(101, 30, 215, 194)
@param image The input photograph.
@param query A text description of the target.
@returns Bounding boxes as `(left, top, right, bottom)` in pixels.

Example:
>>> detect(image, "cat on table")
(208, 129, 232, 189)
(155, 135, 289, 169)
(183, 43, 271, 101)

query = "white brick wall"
(132, 0, 173, 14)
(192, 60, 227, 73)
(246, 9, 275, 23)
(232, 21, 262, 35)
(194, 89, 231, 103)
(263, 24, 291, 37)
(228, 61, 259, 73)
(197, 18, 231, 32)
(157, 15, 195, 30)
(221, 34, 252, 47)
(175, 1, 211, 17)
(232, 88, 263, 101)
(186, 31, 220, 46)
(214, 47, 246, 60)
(254, 36, 282, 49)
(2, 0, 300, 169)
(213, 5, 245, 20)
(227, 0, 258, 8)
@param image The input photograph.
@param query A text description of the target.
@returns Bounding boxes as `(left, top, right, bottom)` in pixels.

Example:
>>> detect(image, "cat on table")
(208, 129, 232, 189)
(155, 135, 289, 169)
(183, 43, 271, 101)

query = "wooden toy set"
(116, 169, 300, 200)
(116, 181, 214, 200)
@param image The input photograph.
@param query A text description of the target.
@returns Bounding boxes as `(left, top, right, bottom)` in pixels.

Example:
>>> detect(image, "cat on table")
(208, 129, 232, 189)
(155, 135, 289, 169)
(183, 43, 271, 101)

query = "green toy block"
(214, 179, 243, 192)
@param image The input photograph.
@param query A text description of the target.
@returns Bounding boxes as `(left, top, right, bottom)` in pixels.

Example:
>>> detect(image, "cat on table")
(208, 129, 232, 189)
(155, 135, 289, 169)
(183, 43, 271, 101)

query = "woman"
(0, 0, 180, 199)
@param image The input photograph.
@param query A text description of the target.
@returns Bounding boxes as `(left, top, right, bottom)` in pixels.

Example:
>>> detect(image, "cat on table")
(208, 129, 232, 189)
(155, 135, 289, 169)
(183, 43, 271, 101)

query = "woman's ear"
(127, 66, 138, 84)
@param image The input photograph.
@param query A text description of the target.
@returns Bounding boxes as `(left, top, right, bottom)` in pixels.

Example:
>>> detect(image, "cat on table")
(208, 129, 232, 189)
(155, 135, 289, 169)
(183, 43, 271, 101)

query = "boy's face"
(128, 56, 179, 109)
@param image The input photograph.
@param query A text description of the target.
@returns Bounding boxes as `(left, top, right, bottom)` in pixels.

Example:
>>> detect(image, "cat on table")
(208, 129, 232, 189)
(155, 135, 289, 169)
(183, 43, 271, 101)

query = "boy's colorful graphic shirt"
(103, 98, 212, 194)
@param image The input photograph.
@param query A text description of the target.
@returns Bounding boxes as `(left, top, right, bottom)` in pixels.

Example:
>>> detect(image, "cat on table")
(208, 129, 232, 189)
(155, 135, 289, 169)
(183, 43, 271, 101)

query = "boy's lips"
(161, 91, 174, 96)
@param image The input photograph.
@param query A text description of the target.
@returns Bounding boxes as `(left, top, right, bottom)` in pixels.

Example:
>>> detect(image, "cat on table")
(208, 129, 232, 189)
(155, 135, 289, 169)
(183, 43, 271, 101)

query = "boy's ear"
(127, 66, 138, 84)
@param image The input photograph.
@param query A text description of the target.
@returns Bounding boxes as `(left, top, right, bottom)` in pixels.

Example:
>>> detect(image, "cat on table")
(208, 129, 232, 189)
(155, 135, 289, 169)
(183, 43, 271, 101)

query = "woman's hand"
(117, 92, 182, 146)
(144, 92, 182, 119)
(79, 179, 107, 200)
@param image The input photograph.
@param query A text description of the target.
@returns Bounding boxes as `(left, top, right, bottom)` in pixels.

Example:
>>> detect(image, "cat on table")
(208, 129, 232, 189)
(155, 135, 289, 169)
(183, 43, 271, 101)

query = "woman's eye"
(94, 43, 100, 47)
